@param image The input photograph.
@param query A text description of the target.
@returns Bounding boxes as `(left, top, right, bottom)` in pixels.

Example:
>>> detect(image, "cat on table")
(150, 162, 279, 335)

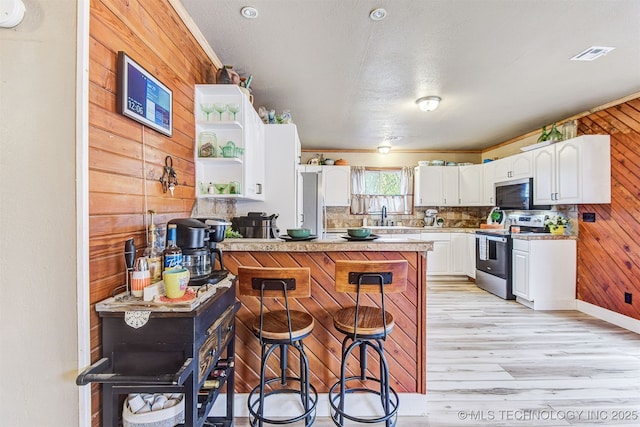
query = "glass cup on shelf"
(214, 103, 227, 121)
(227, 103, 240, 121)
(200, 103, 215, 121)
(214, 183, 228, 194)
(229, 181, 240, 195)
(198, 132, 217, 157)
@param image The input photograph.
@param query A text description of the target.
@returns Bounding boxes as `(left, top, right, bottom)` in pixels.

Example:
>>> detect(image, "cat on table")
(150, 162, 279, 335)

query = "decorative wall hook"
(159, 155, 178, 196)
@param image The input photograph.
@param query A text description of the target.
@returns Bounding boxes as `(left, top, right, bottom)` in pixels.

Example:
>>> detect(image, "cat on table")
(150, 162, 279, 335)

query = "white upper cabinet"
(459, 164, 485, 206)
(238, 124, 301, 229)
(323, 165, 351, 206)
(533, 135, 611, 204)
(482, 160, 497, 206)
(194, 84, 265, 201)
(493, 151, 533, 183)
(415, 166, 460, 206)
(415, 166, 443, 206)
(442, 167, 460, 206)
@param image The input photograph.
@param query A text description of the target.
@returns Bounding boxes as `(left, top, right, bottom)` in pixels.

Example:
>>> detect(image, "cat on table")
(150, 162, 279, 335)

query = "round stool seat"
(252, 310, 314, 341)
(333, 306, 394, 337)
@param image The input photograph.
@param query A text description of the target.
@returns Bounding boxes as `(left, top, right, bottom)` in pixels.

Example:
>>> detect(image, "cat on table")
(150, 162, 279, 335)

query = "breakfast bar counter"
(219, 237, 432, 395)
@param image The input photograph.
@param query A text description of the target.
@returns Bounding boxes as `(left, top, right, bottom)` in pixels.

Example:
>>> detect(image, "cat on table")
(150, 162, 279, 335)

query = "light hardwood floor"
(234, 280, 640, 426)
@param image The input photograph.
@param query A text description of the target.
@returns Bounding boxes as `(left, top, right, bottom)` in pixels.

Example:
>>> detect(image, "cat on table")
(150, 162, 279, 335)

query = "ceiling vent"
(570, 46, 615, 61)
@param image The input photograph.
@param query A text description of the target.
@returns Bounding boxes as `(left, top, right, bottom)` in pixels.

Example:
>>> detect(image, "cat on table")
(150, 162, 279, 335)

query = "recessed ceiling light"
(369, 8, 387, 21)
(241, 6, 258, 19)
(570, 46, 615, 61)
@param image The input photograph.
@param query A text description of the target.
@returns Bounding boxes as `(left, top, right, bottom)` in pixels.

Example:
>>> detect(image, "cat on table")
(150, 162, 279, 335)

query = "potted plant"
(544, 215, 569, 235)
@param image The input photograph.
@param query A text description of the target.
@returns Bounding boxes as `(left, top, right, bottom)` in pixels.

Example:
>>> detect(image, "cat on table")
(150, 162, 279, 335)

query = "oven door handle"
(475, 235, 507, 243)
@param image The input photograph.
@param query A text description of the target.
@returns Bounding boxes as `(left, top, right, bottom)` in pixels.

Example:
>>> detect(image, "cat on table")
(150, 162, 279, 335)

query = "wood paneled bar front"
(218, 238, 432, 394)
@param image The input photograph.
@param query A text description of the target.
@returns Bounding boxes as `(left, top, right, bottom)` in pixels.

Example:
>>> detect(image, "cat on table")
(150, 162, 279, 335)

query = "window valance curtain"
(350, 166, 413, 215)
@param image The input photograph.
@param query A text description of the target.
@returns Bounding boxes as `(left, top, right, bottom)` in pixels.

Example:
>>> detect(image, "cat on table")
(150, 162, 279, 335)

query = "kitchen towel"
(479, 235, 488, 261)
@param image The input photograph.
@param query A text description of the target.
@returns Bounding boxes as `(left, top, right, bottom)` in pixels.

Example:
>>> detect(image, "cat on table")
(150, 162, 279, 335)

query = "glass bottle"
(548, 123, 563, 142)
(562, 120, 577, 140)
(144, 212, 163, 284)
(163, 224, 182, 271)
(537, 125, 548, 143)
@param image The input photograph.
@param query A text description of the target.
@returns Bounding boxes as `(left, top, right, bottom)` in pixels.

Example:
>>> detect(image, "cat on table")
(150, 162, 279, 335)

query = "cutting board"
(480, 224, 507, 229)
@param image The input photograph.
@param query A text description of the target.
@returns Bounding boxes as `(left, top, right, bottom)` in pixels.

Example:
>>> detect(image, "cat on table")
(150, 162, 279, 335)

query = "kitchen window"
(350, 166, 413, 214)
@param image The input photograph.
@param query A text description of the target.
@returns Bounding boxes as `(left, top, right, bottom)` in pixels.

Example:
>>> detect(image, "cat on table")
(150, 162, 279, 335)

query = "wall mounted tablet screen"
(117, 51, 172, 137)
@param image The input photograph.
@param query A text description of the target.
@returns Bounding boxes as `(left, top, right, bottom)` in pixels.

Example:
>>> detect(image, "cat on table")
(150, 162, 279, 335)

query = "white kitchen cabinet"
(512, 244, 530, 300)
(237, 124, 301, 230)
(422, 232, 450, 275)
(450, 233, 467, 275)
(323, 165, 351, 206)
(414, 166, 442, 206)
(482, 160, 497, 206)
(243, 101, 265, 200)
(511, 238, 577, 310)
(533, 135, 611, 205)
(466, 233, 477, 278)
(493, 151, 533, 183)
(414, 166, 459, 206)
(442, 167, 460, 206)
(459, 164, 485, 206)
(194, 84, 265, 201)
(421, 232, 470, 276)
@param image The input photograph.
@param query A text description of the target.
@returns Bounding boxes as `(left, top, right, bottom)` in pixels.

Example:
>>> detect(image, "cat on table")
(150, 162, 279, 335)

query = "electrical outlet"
(583, 212, 596, 222)
(624, 292, 632, 304)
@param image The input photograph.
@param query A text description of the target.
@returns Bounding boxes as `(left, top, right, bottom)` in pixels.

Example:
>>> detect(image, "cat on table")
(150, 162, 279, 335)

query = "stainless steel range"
(475, 213, 548, 299)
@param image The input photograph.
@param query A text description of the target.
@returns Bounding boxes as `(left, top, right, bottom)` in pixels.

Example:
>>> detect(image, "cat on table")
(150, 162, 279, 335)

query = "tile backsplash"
(326, 206, 493, 228)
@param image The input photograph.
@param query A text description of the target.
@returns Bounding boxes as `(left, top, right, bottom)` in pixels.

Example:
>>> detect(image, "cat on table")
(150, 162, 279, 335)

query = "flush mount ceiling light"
(570, 46, 615, 61)
(377, 141, 392, 154)
(240, 6, 258, 19)
(0, 0, 26, 28)
(416, 96, 441, 112)
(369, 8, 387, 21)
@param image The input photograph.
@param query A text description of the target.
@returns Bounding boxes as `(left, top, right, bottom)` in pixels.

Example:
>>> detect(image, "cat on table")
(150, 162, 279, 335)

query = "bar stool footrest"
(248, 376, 318, 426)
(328, 376, 399, 426)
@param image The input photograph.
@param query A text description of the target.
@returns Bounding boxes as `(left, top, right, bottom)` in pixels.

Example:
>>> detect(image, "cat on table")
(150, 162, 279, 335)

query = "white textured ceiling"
(179, 0, 640, 152)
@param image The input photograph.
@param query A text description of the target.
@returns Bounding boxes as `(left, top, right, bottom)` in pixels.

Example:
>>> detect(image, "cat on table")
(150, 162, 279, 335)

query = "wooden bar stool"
(329, 260, 408, 427)
(238, 266, 317, 427)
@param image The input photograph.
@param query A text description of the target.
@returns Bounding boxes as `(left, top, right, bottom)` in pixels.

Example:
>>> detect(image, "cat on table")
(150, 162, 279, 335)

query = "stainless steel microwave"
(495, 178, 551, 210)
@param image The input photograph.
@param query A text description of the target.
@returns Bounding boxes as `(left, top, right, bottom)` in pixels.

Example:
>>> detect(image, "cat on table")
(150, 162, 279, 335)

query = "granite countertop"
(327, 226, 478, 234)
(511, 233, 577, 240)
(218, 237, 433, 252)
(326, 227, 577, 240)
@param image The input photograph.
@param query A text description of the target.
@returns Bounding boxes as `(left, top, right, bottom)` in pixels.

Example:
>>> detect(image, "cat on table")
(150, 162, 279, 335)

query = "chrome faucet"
(381, 206, 387, 226)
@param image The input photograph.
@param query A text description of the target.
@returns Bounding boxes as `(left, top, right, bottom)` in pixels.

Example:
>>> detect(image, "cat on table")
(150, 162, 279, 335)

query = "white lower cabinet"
(450, 233, 467, 275)
(512, 245, 530, 299)
(466, 233, 476, 279)
(511, 238, 577, 310)
(421, 232, 470, 277)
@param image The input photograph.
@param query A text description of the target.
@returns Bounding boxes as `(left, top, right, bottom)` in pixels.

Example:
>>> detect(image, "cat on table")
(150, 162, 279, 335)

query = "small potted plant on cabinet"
(544, 215, 569, 235)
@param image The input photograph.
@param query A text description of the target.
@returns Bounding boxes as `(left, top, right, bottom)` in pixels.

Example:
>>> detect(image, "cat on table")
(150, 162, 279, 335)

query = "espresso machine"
(167, 218, 230, 286)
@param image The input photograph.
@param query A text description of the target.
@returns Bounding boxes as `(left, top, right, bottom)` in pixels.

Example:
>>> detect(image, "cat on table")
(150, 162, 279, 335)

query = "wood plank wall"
(577, 97, 640, 321)
(89, 1, 214, 424)
(224, 250, 427, 394)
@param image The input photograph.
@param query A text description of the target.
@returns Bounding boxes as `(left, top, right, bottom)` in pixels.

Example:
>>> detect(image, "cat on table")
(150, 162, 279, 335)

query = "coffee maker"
(167, 218, 230, 286)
